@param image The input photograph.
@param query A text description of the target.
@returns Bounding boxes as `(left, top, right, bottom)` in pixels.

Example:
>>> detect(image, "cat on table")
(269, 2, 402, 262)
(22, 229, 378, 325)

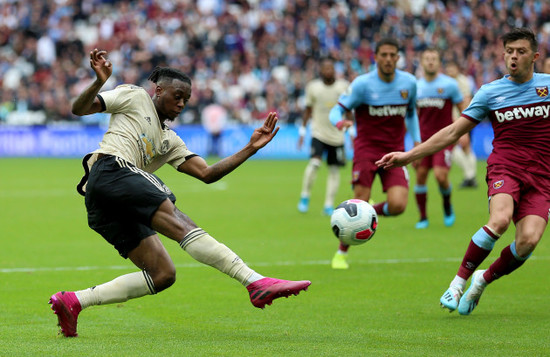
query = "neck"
(508, 72, 534, 84)
(424, 72, 437, 82)
(378, 70, 395, 83)
(323, 77, 335, 85)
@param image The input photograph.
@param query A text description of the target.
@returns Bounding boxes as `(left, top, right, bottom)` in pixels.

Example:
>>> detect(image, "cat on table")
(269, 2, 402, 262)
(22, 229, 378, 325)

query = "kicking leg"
(153, 199, 311, 308)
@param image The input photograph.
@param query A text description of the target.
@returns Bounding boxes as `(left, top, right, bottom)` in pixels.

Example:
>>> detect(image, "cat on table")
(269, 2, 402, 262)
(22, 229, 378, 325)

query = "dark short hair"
(375, 38, 400, 54)
(422, 47, 441, 59)
(320, 56, 335, 64)
(148, 66, 192, 85)
(501, 27, 538, 52)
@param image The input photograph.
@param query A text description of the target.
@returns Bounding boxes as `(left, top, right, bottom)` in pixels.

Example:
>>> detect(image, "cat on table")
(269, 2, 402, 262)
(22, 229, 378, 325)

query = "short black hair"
(501, 27, 538, 52)
(148, 66, 192, 85)
(375, 38, 400, 54)
(422, 47, 440, 58)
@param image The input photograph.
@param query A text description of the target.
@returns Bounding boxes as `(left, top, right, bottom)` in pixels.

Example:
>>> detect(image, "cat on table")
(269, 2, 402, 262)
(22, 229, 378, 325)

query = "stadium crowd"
(1, 0, 549, 125)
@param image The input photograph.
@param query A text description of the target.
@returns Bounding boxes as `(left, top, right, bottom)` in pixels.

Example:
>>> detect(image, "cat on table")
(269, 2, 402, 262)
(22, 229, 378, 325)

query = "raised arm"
(72, 49, 113, 116)
(376, 116, 477, 169)
(178, 112, 280, 183)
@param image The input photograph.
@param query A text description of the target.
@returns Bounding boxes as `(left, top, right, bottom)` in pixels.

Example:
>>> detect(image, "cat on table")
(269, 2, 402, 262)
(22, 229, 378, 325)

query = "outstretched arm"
(72, 49, 113, 116)
(178, 112, 280, 183)
(376, 116, 477, 169)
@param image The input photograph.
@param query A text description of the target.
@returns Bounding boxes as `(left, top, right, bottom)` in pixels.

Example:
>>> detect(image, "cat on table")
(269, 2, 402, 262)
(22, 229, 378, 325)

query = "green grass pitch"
(1, 157, 549, 356)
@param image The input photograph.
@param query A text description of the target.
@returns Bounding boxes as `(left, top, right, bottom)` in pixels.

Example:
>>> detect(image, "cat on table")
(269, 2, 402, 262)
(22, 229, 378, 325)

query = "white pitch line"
(1, 255, 548, 274)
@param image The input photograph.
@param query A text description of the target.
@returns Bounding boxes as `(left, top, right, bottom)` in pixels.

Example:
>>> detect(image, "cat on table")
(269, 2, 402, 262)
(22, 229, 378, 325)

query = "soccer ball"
(330, 199, 378, 246)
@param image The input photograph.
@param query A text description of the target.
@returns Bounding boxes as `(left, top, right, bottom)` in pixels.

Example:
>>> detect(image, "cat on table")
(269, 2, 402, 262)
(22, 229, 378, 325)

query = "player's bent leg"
(49, 235, 166, 337)
(514, 215, 547, 258)
(128, 235, 176, 292)
(385, 185, 408, 216)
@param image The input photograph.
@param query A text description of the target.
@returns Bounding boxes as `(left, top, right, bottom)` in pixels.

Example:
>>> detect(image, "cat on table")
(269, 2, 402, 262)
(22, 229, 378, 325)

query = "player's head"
(148, 67, 192, 121)
(374, 38, 400, 78)
(501, 27, 540, 82)
(542, 57, 550, 74)
(420, 48, 441, 77)
(444, 60, 460, 78)
(319, 57, 336, 83)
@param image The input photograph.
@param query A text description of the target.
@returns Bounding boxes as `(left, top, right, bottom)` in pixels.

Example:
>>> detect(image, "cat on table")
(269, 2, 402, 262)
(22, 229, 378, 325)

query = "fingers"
(375, 154, 393, 168)
(89, 48, 111, 67)
(264, 112, 278, 133)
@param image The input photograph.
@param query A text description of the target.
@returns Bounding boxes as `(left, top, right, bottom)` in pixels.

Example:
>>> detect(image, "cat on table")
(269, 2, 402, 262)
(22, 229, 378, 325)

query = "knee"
(151, 266, 177, 292)
(434, 174, 448, 186)
(490, 217, 510, 234)
(388, 201, 407, 215)
(309, 157, 322, 169)
(488, 215, 512, 234)
(516, 231, 542, 257)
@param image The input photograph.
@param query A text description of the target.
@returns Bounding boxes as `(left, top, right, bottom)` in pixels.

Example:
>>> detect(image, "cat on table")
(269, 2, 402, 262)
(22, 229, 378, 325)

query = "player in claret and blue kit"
(377, 27, 550, 315)
(328, 38, 421, 269)
(414, 48, 466, 229)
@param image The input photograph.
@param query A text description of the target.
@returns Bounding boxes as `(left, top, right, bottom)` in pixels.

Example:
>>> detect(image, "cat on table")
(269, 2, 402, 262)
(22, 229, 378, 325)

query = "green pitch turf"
(1, 158, 549, 356)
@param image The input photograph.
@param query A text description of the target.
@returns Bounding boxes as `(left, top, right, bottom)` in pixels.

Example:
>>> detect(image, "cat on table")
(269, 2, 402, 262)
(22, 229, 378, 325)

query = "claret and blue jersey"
(330, 69, 420, 158)
(416, 73, 463, 140)
(462, 73, 550, 176)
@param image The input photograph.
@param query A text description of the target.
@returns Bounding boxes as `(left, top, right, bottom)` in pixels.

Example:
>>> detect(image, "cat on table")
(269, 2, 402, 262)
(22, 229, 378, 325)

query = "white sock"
(464, 151, 477, 180)
(324, 165, 340, 208)
(450, 275, 467, 290)
(300, 158, 321, 197)
(452, 146, 467, 175)
(75, 271, 156, 309)
(180, 228, 264, 286)
(337, 249, 348, 255)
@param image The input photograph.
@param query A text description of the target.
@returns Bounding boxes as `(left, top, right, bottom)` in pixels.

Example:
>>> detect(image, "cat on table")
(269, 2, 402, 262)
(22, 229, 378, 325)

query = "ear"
(533, 51, 540, 63)
(155, 85, 163, 97)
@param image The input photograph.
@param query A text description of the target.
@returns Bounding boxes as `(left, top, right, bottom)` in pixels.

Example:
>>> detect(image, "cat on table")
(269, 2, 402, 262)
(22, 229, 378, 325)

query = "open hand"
(89, 48, 112, 83)
(249, 112, 280, 151)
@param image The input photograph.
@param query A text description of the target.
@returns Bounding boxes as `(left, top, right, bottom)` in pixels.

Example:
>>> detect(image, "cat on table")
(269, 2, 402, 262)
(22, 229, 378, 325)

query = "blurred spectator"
(0, 0, 549, 125)
(542, 57, 550, 74)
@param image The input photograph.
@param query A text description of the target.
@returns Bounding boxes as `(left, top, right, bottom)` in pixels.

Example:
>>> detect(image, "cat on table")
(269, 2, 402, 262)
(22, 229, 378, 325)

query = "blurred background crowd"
(1, 0, 549, 126)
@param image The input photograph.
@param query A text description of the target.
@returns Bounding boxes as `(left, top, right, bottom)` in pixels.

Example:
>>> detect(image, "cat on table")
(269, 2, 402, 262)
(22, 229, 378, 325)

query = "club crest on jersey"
(536, 86, 548, 97)
(493, 180, 504, 189)
(400, 90, 409, 99)
(437, 88, 444, 94)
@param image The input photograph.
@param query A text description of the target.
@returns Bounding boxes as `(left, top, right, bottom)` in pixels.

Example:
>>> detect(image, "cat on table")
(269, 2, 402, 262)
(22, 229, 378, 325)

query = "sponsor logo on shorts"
(536, 86, 548, 97)
(493, 180, 504, 189)
(352, 170, 360, 183)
